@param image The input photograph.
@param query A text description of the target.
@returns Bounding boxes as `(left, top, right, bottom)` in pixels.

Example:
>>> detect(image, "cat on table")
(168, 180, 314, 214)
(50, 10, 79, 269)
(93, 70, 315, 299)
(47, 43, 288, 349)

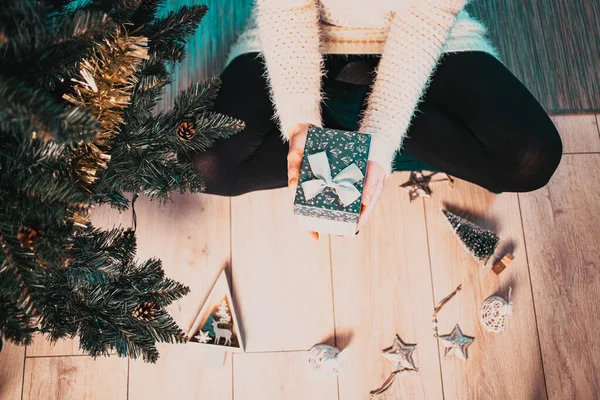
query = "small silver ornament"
(400, 171, 454, 202)
(439, 324, 474, 361)
(382, 335, 418, 373)
(307, 344, 350, 379)
(480, 287, 514, 333)
(369, 335, 418, 398)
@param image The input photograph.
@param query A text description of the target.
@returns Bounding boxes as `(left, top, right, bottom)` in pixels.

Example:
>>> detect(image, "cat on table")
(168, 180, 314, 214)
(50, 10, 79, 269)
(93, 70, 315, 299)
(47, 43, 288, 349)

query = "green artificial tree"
(442, 209, 500, 264)
(200, 314, 216, 341)
(0, 0, 244, 362)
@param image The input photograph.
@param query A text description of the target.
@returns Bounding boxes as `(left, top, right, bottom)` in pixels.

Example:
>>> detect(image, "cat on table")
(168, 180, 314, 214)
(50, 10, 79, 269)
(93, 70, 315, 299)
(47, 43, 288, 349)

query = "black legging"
(194, 51, 562, 196)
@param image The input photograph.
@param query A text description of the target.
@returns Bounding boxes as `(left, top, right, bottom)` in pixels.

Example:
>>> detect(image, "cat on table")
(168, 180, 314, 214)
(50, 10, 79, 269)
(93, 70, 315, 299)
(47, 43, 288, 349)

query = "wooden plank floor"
(3, 113, 598, 399)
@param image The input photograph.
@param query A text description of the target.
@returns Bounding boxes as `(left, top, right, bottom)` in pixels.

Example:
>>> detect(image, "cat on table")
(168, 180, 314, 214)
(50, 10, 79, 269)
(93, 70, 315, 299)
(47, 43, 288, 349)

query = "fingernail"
(363, 194, 371, 206)
(355, 230, 360, 235)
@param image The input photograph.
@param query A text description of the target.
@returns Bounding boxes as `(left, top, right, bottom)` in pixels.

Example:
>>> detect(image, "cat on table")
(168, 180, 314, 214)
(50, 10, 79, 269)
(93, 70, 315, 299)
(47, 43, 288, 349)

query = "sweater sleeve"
(359, 0, 468, 175)
(256, 0, 324, 140)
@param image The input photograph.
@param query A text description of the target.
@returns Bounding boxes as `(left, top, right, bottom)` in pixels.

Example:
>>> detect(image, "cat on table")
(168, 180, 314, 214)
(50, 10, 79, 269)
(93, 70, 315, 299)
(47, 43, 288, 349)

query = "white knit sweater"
(227, 0, 501, 175)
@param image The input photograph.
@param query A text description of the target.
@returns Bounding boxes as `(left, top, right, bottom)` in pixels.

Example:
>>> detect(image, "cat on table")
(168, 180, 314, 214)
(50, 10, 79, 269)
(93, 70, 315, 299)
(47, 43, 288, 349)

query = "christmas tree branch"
(38, 244, 188, 363)
(0, 269, 36, 346)
(0, 74, 99, 142)
(143, 5, 207, 62)
(0, 0, 241, 362)
(128, 0, 162, 27)
(0, 8, 114, 79)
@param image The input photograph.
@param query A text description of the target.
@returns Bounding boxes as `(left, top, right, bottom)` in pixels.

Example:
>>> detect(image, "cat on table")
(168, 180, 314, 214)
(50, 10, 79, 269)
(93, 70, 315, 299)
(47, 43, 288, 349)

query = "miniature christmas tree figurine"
(442, 209, 499, 264)
(216, 300, 232, 325)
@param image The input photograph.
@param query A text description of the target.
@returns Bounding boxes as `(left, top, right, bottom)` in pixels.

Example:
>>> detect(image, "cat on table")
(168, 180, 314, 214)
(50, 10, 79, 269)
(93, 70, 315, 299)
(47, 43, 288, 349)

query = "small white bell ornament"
(479, 287, 514, 333)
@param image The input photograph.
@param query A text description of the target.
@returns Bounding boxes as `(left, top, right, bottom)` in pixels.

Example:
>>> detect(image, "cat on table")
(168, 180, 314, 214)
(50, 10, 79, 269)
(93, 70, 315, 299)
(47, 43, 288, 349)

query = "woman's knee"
(498, 124, 563, 192)
(193, 152, 245, 197)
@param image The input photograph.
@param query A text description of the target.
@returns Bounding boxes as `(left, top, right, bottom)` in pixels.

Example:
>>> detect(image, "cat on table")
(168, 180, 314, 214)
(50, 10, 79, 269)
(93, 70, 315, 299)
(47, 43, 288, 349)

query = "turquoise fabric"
(322, 81, 439, 173)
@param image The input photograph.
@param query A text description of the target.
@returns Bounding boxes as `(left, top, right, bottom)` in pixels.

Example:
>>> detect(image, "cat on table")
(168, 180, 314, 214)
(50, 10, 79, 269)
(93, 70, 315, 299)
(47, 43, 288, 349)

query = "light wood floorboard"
(331, 173, 443, 400)
(22, 356, 127, 400)
(128, 193, 233, 397)
(550, 114, 600, 153)
(12, 116, 600, 399)
(422, 179, 547, 400)
(519, 154, 600, 399)
(233, 352, 338, 400)
(131, 194, 232, 331)
(129, 344, 233, 400)
(230, 188, 335, 352)
(0, 341, 25, 400)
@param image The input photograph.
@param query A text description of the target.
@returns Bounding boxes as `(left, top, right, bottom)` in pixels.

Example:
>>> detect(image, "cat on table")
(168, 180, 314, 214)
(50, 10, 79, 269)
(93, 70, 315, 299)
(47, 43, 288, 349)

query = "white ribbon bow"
(301, 151, 364, 207)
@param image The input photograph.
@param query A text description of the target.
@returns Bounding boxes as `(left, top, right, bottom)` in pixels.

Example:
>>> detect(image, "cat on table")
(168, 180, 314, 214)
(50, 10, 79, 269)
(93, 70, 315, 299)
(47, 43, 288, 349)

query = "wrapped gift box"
(293, 126, 371, 236)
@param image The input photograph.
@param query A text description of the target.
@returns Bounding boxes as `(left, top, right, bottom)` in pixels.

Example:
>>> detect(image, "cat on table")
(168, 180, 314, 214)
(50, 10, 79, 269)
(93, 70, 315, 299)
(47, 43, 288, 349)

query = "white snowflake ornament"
(195, 330, 212, 344)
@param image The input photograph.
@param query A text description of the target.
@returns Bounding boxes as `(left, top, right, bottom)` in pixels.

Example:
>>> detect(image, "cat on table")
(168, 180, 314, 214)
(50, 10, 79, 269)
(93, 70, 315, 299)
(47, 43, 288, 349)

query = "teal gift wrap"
(293, 126, 371, 236)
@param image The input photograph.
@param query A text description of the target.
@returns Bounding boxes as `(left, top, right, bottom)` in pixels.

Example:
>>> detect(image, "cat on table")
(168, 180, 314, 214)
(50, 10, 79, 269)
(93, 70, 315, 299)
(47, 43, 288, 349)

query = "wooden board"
(22, 356, 127, 400)
(519, 154, 600, 399)
(131, 193, 231, 331)
(231, 188, 335, 352)
(330, 173, 443, 400)
(0, 341, 25, 400)
(550, 114, 600, 154)
(127, 193, 233, 396)
(129, 343, 232, 400)
(26, 336, 84, 358)
(468, 1, 600, 113)
(233, 352, 338, 400)
(423, 179, 547, 399)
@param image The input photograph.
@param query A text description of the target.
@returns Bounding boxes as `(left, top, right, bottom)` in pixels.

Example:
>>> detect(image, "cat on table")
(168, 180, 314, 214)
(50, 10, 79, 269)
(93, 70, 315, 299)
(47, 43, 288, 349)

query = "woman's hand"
(287, 123, 386, 239)
(287, 123, 310, 200)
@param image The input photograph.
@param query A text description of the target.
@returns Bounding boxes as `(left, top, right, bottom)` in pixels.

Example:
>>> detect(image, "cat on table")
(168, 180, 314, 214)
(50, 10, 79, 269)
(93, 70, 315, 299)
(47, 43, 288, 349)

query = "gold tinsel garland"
(63, 27, 149, 186)
(2, 30, 150, 319)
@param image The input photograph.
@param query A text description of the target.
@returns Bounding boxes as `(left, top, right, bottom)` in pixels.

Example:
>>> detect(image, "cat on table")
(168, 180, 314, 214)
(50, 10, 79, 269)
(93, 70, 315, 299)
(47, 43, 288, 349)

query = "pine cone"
(17, 225, 41, 249)
(177, 121, 195, 140)
(132, 302, 157, 321)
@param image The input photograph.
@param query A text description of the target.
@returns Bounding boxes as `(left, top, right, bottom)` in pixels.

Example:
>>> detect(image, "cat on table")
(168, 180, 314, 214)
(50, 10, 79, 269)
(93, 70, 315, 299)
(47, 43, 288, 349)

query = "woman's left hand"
(356, 161, 386, 233)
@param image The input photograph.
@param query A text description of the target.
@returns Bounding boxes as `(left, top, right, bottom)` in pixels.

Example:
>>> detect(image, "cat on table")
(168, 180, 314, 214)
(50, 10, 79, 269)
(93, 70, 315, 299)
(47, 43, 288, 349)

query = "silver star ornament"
(382, 335, 418, 372)
(439, 324, 474, 361)
(399, 171, 454, 202)
(400, 171, 432, 202)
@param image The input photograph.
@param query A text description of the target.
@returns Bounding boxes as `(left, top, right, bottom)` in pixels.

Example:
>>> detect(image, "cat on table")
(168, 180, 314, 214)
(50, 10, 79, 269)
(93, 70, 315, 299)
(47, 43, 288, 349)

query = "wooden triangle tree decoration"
(187, 270, 244, 351)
